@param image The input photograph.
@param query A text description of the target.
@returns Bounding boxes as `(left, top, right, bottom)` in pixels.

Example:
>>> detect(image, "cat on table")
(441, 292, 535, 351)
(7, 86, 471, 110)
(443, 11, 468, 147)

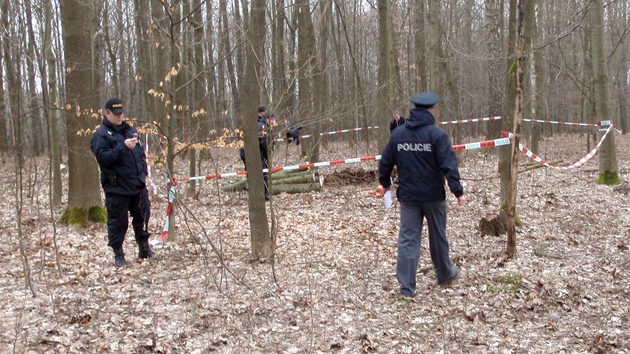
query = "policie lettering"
(397, 143, 432, 152)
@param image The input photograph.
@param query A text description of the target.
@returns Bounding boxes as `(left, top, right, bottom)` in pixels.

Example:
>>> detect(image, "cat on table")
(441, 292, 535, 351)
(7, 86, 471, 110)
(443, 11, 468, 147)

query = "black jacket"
(379, 108, 463, 202)
(389, 116, 407, 133)
(90, 118, 148, 196)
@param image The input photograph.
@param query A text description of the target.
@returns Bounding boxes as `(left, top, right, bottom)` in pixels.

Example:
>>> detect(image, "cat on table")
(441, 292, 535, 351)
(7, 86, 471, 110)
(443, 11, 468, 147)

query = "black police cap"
(105, 98, 124, 114)
(410, 92, 439, 108)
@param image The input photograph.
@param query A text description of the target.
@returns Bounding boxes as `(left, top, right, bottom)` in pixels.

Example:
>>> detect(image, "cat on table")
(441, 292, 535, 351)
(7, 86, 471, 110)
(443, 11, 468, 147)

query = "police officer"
(239, 105, 270, 200)
(378, 92, 466, 296)
(389, 112, 407, 133)
(285, 123, 301, 145)
(91, 98, 154, 267)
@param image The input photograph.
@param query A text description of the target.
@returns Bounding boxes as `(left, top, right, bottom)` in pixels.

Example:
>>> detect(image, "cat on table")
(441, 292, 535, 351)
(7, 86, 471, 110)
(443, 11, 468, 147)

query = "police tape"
(149, 185, 176, 249)
(439, 116, 502, 125)
(452, 136, 512, 151)
(522, 118, 599, 127)
(152, 126, 613, 248)
(518, 123, 614, 169)
(152, 155, 382, 247)
(274, 126, 379, 143)
(438, 116, 613, 130)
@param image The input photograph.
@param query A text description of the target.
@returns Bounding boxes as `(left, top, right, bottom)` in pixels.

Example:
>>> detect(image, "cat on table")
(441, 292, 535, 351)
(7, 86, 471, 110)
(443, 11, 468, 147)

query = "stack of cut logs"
(221, 169, 324, 195)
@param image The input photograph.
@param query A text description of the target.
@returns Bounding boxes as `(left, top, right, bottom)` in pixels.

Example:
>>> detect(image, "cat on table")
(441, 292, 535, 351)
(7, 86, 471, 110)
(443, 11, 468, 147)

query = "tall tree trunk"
(297, 0, 316, 162)
(271, 0, 289, 116)
(485, 0, 504, 140)
(134, 0, 152, 122)
(44, 0, 63, 207)
(24, 0, 46, 156)
(0, 0, 13, 156)
(377, 0, 394, 150)
(412, 0, 427, 92)
(243, 0, 273, 260)
(499, 0, 517, 207)
(60, 0, 103, 225)
(590, 0, 619, 184)
(220, 0, 240, 128)
(506, 0, 525, 258)
(427, 0, 441, 93)
(312, 0, 332, 163)
(528, 1, 544, 154)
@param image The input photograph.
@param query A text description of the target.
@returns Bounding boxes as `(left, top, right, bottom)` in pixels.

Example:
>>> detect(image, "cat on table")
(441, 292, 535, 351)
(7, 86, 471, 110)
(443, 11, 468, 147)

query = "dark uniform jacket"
(379, 108, 463, 202)
(91, 119, 148, 196)
(389, 116, 407, 133)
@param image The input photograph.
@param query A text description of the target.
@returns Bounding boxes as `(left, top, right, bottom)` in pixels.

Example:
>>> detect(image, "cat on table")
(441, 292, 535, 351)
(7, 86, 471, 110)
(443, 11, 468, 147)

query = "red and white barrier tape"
(522, 118, 599, 127)
(518, 124, 614, 169)
(452, 136, 512, 151)
(150, 185, 176, 249)
(439, 116, 502, 125)
(153, 122, 614, 247)
(274, 126, 379, 143)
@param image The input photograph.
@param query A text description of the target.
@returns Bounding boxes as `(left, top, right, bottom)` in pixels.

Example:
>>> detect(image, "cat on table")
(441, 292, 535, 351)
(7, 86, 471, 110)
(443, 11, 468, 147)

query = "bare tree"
(243, 0, 273, 260)
(59, 0, 104, 226)
(485, 0, 504, 140)
(377, 0, 394, 150)
(506, 0, 525, 258)
(589, 0, 620, 185)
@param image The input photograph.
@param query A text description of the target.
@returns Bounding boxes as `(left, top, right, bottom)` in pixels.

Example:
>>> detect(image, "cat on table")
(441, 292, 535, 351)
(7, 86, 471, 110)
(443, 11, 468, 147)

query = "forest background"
(1, 0, 629, 352)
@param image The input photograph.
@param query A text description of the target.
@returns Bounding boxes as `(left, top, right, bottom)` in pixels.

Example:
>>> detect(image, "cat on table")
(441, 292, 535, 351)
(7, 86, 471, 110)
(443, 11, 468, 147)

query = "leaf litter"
(0, 133, 629, 353)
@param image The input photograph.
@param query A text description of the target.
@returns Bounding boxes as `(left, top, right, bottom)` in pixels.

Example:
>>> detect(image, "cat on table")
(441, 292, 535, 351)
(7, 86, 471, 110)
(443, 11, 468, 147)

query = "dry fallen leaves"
(0, 135, 629, 353)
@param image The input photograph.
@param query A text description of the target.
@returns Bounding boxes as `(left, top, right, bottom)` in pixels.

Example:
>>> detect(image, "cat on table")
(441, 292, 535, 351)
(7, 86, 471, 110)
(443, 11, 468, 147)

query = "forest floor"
(0, 131, 629, 353)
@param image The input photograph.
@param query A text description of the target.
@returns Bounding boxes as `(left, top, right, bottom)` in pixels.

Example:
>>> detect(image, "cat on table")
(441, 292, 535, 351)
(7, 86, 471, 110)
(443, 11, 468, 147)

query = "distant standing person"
(378, 92, 466, 297)
(389, 112, 407, 133)
(239, 104, 270, 201)
(91, 98, 154, 267)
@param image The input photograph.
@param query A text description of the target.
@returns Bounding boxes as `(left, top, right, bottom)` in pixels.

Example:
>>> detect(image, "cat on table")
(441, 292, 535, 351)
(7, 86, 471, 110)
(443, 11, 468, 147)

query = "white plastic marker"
(383, 190, 393, 209)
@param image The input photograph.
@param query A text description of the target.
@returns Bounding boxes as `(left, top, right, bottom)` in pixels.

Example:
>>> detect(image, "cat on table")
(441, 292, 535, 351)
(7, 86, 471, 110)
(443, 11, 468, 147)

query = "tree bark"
(44, 0, 63, 207)
(485, 0, 504, 140)
(243, 0, 273, 260)
(506, 0, 525, 258)
(590, 0, 619, 184)
(499, 0, 517, 207)
(60, 0, 103, 224)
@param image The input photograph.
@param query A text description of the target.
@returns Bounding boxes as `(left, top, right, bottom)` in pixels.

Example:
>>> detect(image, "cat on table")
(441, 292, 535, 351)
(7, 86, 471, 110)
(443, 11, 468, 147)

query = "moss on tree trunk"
(60, 206, 106, 227)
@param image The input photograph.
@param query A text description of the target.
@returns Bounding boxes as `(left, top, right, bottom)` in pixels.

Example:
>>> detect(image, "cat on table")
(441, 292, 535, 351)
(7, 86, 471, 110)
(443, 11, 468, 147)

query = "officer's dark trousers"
(262, 159, 269, 198)
(397, 200, 458, 295)
(105, 188, 151, 248)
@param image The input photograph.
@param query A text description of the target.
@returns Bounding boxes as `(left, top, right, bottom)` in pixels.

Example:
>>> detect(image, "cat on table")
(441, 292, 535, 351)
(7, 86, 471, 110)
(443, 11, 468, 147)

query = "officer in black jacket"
(91, 98, 153, 267)
(389, 112, 407, 133)
(379, 92, 466, 296)
(239, 105, 270, 200)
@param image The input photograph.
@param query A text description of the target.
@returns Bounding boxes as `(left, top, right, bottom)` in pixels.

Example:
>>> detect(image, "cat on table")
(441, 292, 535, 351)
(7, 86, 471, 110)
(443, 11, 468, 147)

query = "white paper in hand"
(383, 190, 392, 209)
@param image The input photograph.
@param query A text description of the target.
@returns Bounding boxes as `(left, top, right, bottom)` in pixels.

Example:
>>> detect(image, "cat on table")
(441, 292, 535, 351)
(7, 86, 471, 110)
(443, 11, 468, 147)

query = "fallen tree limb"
(519, 160, 564, 173)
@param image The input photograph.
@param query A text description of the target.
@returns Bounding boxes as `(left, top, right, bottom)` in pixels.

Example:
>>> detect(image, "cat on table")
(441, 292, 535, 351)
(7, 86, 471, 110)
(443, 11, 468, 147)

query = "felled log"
(221, 170, 321, 192)
(269, 181, 322, 195)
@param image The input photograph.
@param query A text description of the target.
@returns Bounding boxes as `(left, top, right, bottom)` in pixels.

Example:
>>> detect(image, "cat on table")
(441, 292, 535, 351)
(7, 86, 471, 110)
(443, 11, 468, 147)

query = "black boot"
(113, 247, 126, 267)
(137, 239, 155, 259)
